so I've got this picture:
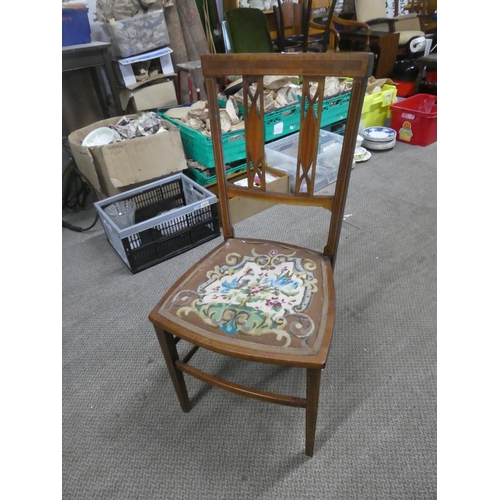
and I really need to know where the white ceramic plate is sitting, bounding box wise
[361,126,396,142]
[82,127,120,147]
[362,138,396,151]
[355,150,372,162]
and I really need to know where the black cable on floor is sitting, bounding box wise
[62,140,100,232]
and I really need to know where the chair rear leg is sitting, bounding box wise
[154,326,191,412]
[305,368,322,456]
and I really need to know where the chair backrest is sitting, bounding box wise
[274,0,321,53]
[202,52,373,266]
[224,8,275,53]
[273,0,303,52]
[354,0,423,41]
[354,0,387,22]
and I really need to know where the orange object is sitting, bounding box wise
[392,79,415,97]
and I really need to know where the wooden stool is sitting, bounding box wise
[176,60,202,104]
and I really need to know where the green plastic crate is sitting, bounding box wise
[184,164,247,187]
[315,91,351,128]
[157,106,247,168]
[218,97,300,139]
[219,91,351,141]
[159,92,350,168]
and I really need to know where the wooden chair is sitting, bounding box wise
[148,51,374,457]
[308,0,372,53]
[273,0,325,53]
[353,0,428,56]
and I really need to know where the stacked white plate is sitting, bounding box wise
[361,126,397,151]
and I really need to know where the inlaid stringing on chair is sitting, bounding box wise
[149,52,373,457]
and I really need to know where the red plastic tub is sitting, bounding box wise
[390,93,437,146]
[392,79,415,97]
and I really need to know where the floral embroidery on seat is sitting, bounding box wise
[171,248,318,347]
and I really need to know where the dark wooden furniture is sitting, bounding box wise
[337,29,400,78]
[309,1,372,53]
[311,9,394,76]
[62,41,122,117]
[149,51,373,457]
[273,0,323,52]
[353,0,426,59]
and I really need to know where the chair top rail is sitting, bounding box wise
[201,52,373,79]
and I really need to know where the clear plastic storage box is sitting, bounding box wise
[264,130,344,193]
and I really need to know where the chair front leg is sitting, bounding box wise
[154,326,191,413]
[305,368,322,457]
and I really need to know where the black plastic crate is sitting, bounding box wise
[94,174,220,273]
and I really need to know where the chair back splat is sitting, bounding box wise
[203,52,373,265]
[149,51,373,457]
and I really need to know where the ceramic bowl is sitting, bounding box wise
[82,127,120,147]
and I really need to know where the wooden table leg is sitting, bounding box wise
[101,48,123,114]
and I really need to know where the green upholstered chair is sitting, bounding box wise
[224,8,276,53]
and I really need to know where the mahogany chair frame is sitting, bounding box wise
[308,1,372,53]
[273,0,324,53]
[149,52,373,457]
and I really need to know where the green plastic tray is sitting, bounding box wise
[184,164,247,187]
[157,106,247,168]
[219,91,351,141]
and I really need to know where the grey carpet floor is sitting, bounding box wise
[62,140,437,499]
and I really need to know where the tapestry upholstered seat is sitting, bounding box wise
[155,239,332,359]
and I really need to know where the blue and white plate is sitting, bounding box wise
[361,126,396,142]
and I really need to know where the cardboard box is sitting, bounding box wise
[114,47,174,87]
[68,115,187,199]
[209,167,290,224]
[120,77,177,113]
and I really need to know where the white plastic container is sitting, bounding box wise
[264,129,344,193]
